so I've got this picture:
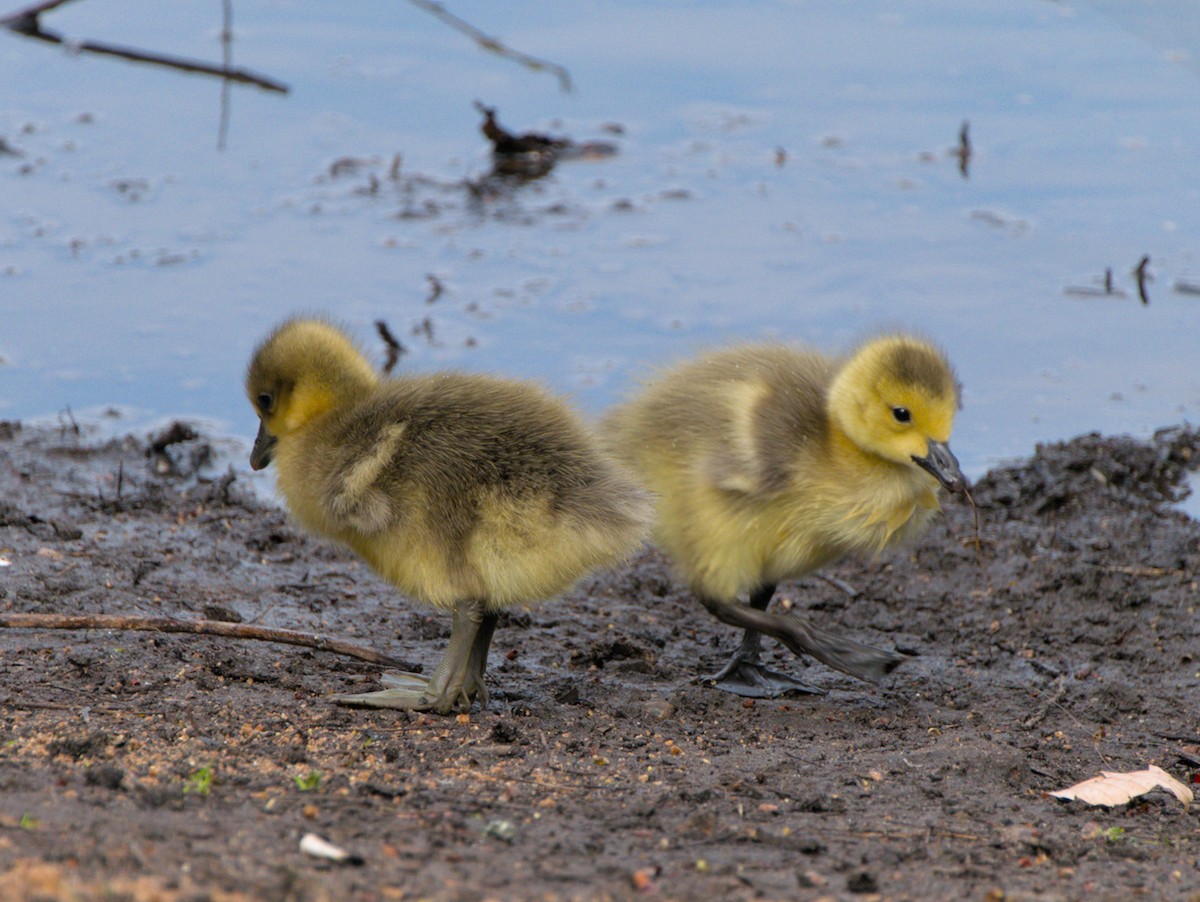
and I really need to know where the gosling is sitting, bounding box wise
[246,318,650,714]
[603,335,965,697]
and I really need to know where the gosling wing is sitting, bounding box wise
[703,350,833,500]
[319,419,411,536]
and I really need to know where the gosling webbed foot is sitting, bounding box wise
[697,587,908,685]
[706,654,825,698]
[334,601,498,716]
[379,671,430,689]
[705,627,825,697]
[335,683,436,710]
[334,669,478,714]
[335,670,452,710]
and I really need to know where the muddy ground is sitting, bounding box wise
[0,419,1198,902]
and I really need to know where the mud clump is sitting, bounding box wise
[0,422,1198,900]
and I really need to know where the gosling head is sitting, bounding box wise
[245,318,379,471]
[827,335,965,493]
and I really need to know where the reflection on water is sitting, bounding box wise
[2,0,1198,478]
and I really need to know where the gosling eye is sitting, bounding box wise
[257,392,274,415]
[891,406,912,424]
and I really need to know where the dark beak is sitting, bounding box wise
[249,420,277,471]
[913,439,965,494]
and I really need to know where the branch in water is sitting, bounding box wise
[406,0,573,92]
[2,1,288,93]
[374,319,406,375]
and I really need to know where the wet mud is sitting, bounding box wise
[1,421,1198,901]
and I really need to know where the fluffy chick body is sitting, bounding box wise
[272,374,645,610]
[604,336,962,692]
[247,318,649,711]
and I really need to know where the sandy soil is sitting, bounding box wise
[1,419,1198,901]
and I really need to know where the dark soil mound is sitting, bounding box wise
[1,421,1197,900]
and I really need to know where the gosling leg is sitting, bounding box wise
[335,599,492,714]
[461,609,499,709]
[697,590,905,685]
[706,584,825,697]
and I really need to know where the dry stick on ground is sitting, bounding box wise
[0,613,410,669]
[1,0,288,93]
[405,0,572,92]
[1019,676,1068,730]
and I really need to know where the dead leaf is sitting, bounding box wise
[1050,765,1192,810]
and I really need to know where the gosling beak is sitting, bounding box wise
[249,420,277,471]
[912,440,965,494]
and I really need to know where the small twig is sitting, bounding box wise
[1133,255,1151,305]
[962,483,983,567]
[0,613,408,668]
[1064,266,1130,299]
[58,404,79,438]
[1099,563,1185,578]
[405,0,572,92]
[413,317,436,344]
[217,0,233,151]
[1153,731,1200,743]
[856,828,982,843]
[466,764,605,793]
[425,274,444,304]
[374,319,405,375]
[955,120,972,179]
[0,699,130,715]
[1020,677,1068,730]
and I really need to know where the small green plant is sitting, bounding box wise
[18,812,38,830]
[293,770,321,792]
[1102,826,1126,843]
[183,766,214,796]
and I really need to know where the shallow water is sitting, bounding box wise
[2,0,1198,477]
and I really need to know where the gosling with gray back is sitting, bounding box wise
[246,318,651,714]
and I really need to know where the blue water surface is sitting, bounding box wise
[2,0,1198,478]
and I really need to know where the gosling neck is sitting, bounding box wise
[284,362,378,434]
[825,418,904,479]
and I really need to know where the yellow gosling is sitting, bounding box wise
[602,335,964,697]
[246,318,651,714]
